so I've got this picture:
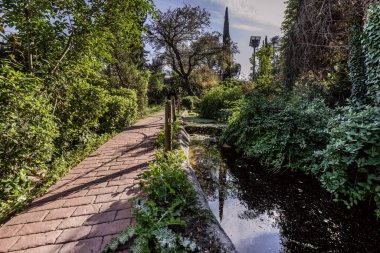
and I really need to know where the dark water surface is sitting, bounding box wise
[189,134,380,253]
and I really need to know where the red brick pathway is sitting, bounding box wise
[0,113,164,253]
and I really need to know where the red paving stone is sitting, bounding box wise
[0,114,163,253]
[17,220,62,236]
[0,225,23,239]
[87,219,130,238]
[57,216,90,230]
[24,244,63,253]
[72,204,102,217]
[44,207,76,221]
[9,231,63,251]
[59,237,102,253]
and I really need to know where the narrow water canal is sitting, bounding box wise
[189,133,380,253]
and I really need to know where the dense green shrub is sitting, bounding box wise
[0,64,58,205]
[181,96,199,111]
[109,64,150,114]
[313,106,380,216]
[220,79,251,88]
[99,89,138,133]
[125,66,150,113]
[182,96,193,111]
[198,86,243,121]
[223,94,332,171]
[255,44,274,87]
[148,73,166,105]
[58,81,108,149]
[134,70,150,114]
[141,150,196,208]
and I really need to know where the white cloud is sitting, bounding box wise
[202,0,285,28]
[232,23,263,32]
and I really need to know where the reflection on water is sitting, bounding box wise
[209,197,282,253]
[189,134,380,253]
[189,134,283,253]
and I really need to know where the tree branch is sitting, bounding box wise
[49,35,73,75]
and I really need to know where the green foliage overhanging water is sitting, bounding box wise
[220,3,380,217]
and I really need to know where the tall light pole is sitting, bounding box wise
[249,36,261,81]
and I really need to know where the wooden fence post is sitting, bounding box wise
[164,100,172,152]
[171,96,176,122]
[177,94,181,115]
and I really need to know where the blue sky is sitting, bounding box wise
[149,0,286,78]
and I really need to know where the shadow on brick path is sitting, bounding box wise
[0,113,163,253]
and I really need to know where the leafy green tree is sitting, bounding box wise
[250,41,276,93]
[0,0,154,75]
[146,58,166,104]
[147,5,224,95]
[256,43,274,84]
[0,0,155,218]
[189,67,220,95]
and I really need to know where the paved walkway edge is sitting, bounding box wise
[0,113,164,253]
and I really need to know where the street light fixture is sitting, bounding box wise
[250,36,261,48]
[249,36,261,81]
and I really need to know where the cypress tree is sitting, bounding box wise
[223,7,231,44]
[223,7,232,80]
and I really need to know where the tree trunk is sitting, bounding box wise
[184,76,193,95]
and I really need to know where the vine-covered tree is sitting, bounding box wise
[279,0,374,105]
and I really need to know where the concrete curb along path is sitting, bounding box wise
[177,120,237,253]
[0,113,164,253]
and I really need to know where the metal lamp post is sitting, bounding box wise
[249,36,261,81]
